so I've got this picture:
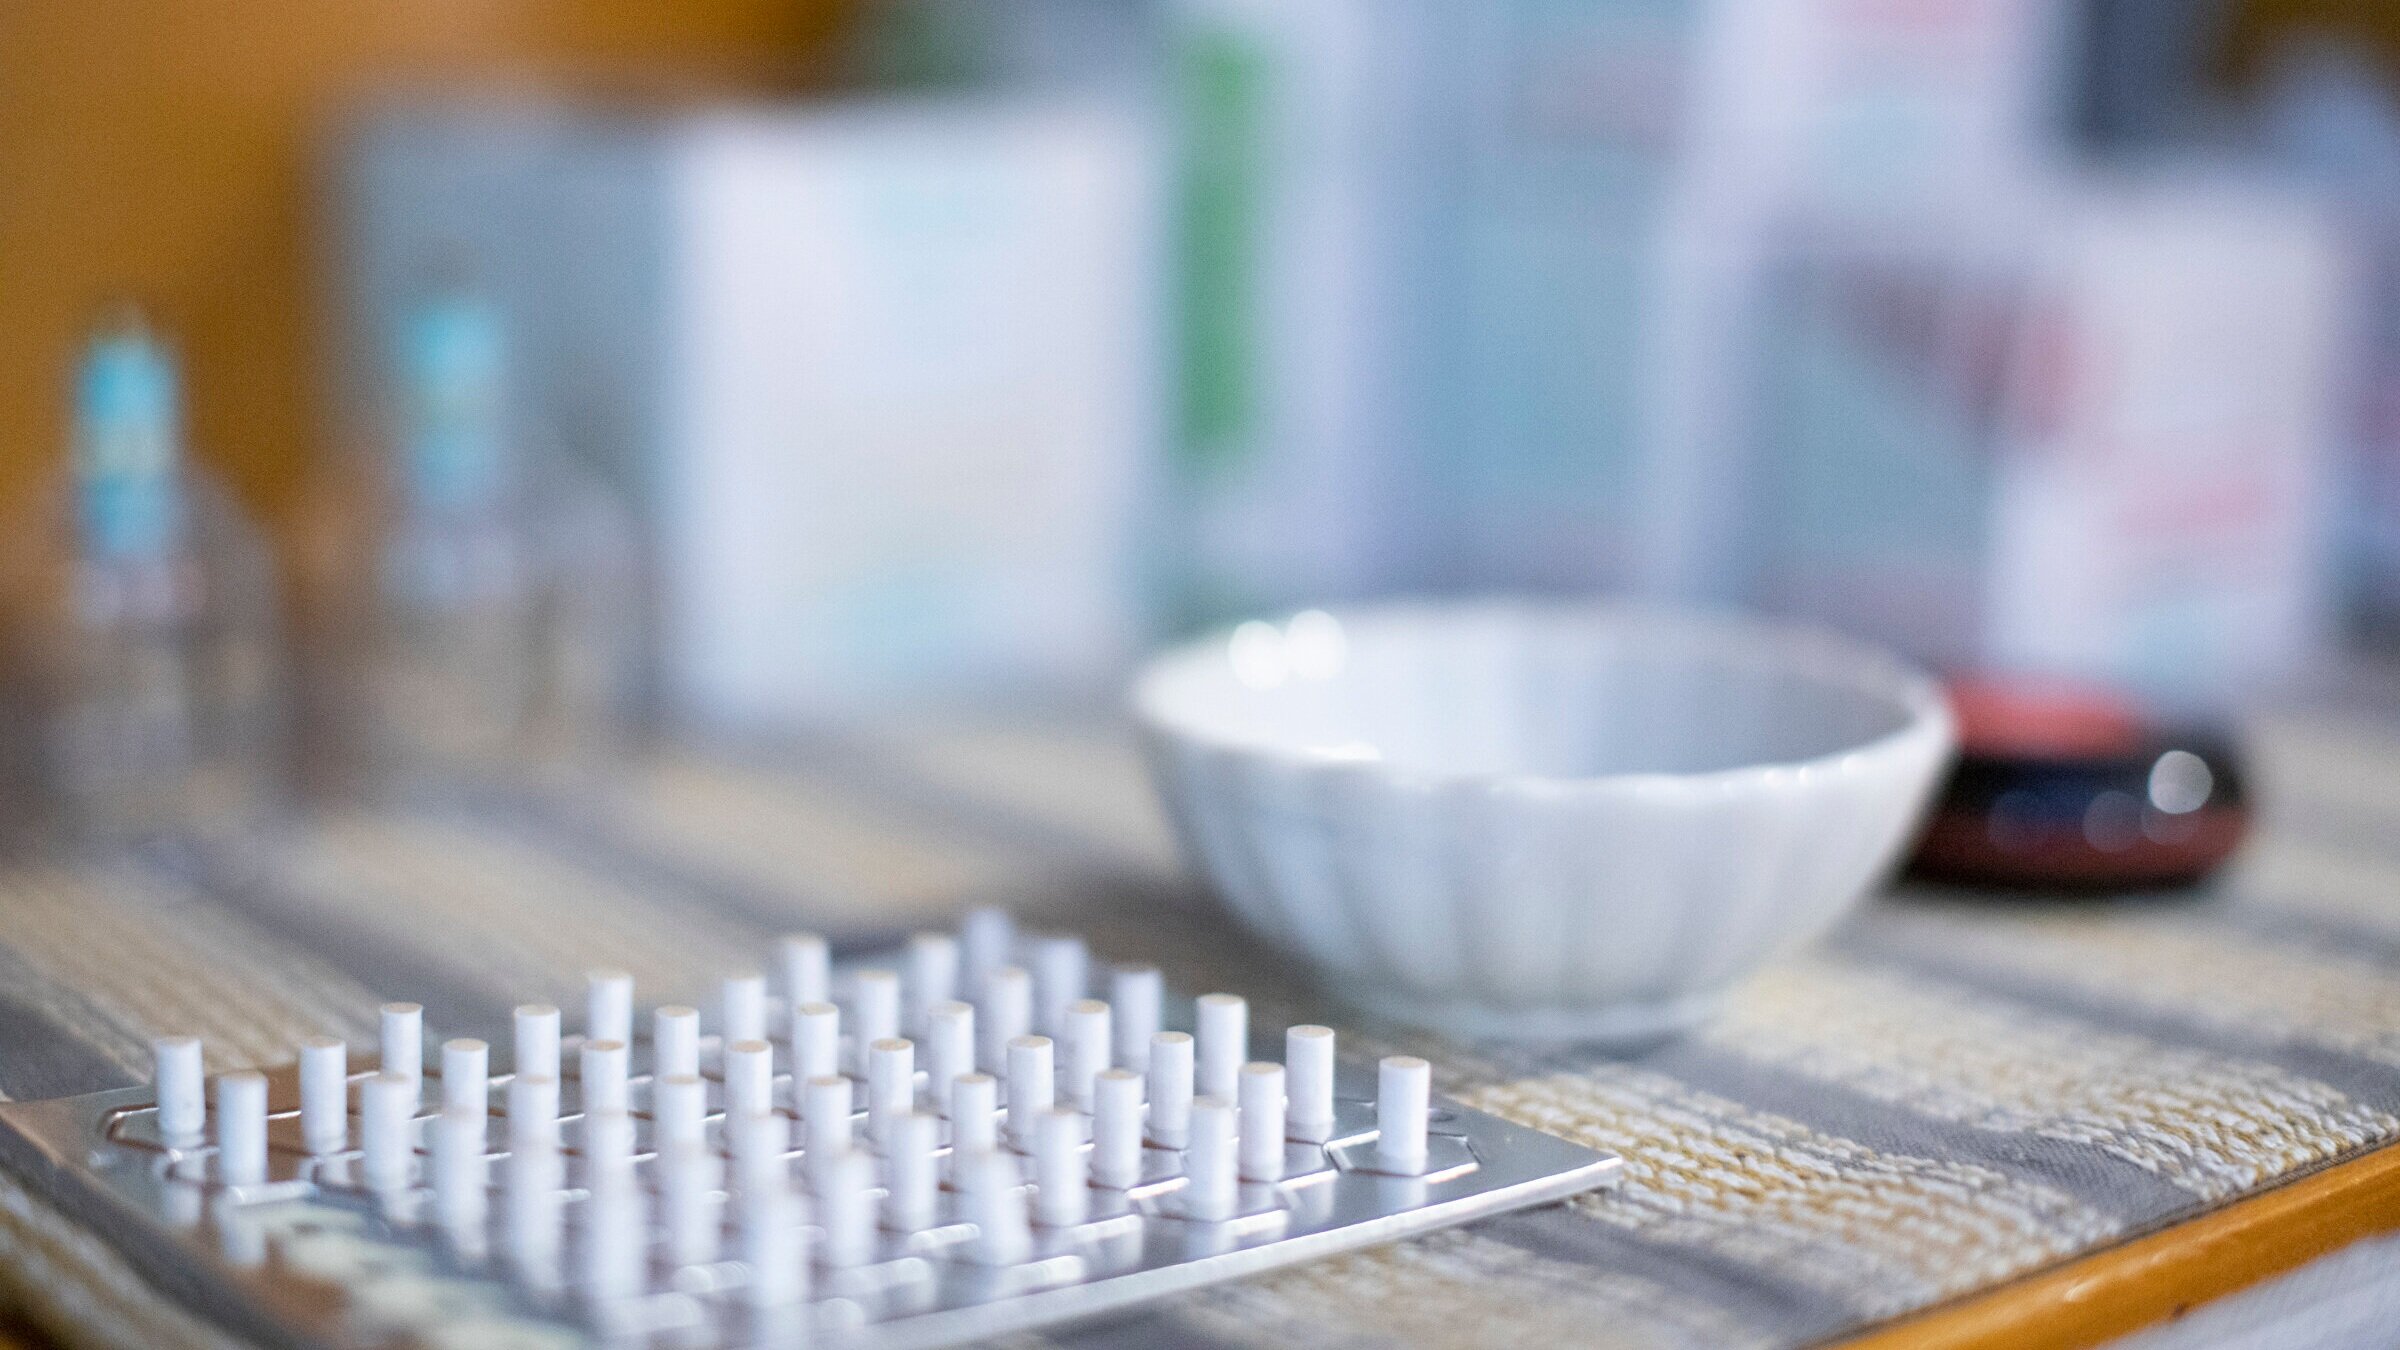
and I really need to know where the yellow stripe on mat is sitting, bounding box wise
[1461,1069,2112,1319]
[1703,958,2397,1200]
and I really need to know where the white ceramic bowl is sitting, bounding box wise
[1133,600,1956,1043]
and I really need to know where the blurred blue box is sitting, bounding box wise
[336,91,1162,726]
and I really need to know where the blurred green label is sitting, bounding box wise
[1175,24,1267,477]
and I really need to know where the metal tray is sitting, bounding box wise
[0,1000,1618,1348]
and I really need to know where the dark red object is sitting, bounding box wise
[1908,676,2250,890]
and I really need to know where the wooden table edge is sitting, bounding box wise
[1831,1140,2400,1350]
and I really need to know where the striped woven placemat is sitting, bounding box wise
[2,707,2398,1349]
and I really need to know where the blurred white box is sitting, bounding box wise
[662,104,1157,721]
[1982,175,2348,700]
[1641,0,2073,598]
[1756,171,2352,708]
[340,94,1159,726]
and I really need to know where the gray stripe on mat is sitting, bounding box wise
[1833,925,2400,1116]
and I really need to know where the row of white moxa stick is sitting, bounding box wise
[143,911,1440,1198]
[575,923,1166,1075]
[151,1013,1433,1195]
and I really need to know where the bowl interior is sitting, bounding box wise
[1138,604,1936,779]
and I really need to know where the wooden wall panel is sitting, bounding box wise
[0,0,847,525]
[2227,0,2400,79]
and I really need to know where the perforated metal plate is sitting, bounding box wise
[0,998,1618,1348]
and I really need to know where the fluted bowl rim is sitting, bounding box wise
[1130,598,1953,795]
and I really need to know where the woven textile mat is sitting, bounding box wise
[2,710,2398,1349]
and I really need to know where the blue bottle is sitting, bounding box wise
[339,283,642,797]
[0,313,284,852]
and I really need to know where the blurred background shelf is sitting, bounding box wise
[7,0,2396,525]
[14,2,2400,1346]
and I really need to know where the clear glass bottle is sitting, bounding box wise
[0,312,283,854]
[313,281,642,800]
